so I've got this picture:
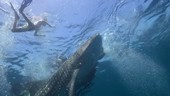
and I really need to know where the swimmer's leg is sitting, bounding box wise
[19,1,35,30]
[19,0,32,13]
[23,0,32,6]
[20,12,35,30]
[10,2,20,32]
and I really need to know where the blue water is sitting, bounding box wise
[0,0,170,96]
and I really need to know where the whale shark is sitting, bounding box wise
[22,34,104,96]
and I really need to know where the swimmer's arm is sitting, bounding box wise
[44,21,54,28]
[34,30,38,36]
[34,30,45,36]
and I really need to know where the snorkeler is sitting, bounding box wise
[10,0,52,36]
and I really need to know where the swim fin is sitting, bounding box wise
[19,0,32,13]
[22,0,32,7]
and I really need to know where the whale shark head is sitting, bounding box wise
[72,34,105,69]
[71,34,105,92]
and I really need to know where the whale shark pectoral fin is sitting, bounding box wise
[69,69,80,96]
